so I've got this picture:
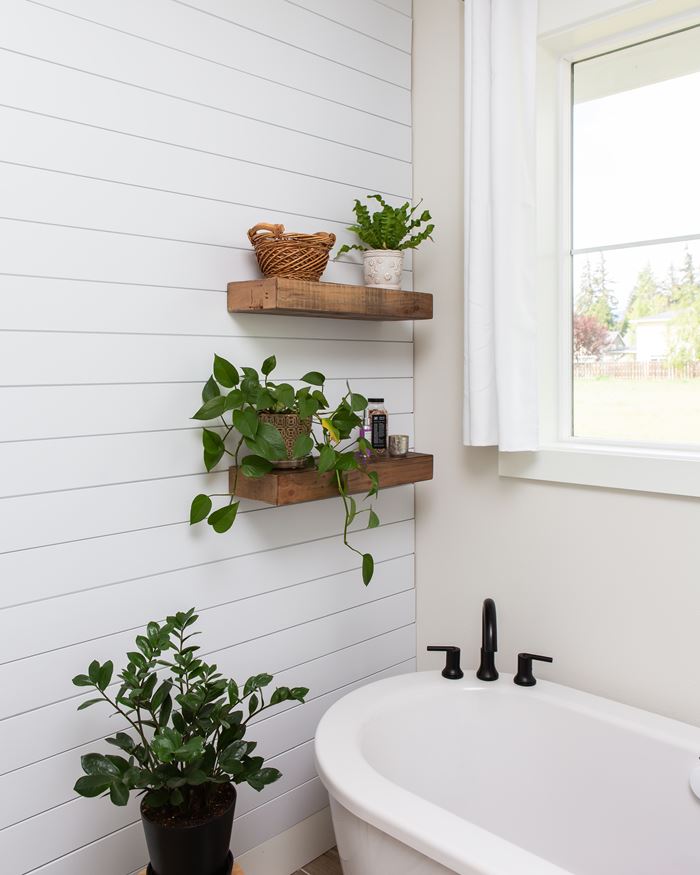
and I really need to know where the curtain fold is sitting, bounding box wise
[463,0,539,452]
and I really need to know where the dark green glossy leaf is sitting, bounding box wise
[192,396,227,421]
[362,553,374,586]
[368,509,380,529]
[245,422,286,461]
[72,674,93,688]
[317,444,337,474]
[202,429,224,455]
[224,389,243,411]
[300,371,325,386]
[77,698,104,711]
[207,502,239,534]
[246,767,282,792]
[240,455,273,478]
[110,781,129,806]
[190,493,212,525]
[261,355,276,376]
[350,393,368,412]
[213,355,239,388]
[98,661,113,691]
[291,433,313,459]
[232,408,259,439]
[82,753,120,778]
[74,775,112,798]
[202,376,220,402]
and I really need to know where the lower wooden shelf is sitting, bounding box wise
[228,452,433,506]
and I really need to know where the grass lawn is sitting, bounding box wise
[574,378,700,444]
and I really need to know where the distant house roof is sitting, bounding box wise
[629,311,675,325]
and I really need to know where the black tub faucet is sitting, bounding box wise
[476,598,499,681]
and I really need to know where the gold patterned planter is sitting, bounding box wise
[259,411,312,469]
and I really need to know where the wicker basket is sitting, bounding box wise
[248,223,335,281]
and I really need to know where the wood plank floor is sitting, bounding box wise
[294,846,342,875]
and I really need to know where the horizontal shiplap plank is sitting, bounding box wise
[288,0,412,53]
[168,0,411,88]
[0,107,411,228]
[0,276,412,341]
[375,0,412,15]
[0,530,414,663]
[0,626,416,828]
[0,413,414,498]
[0,164,412,265]
[25,0,411,123]
[0,50,411,196]
[0,483,413,603]
[6,660,414,875]
[5,0,410,160]
[0,327,413,386]
[0,378,414,441]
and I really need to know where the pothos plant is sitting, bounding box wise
[189,356,381,585]
[337,193,435,255]
[73,609,308,815]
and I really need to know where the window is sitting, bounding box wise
[499,7,700,498]
[571,26,700,447]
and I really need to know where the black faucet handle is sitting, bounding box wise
[427,645,464,680]
[514,652,553,687]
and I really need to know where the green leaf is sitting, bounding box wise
[350,393,368,412]
[74,775,112,798]
[297,395,319,419]
[207,502,239,534]
[274,383,295,410]
[106,733,136,754]
[98,661,113,691]
[77,698,104,711]
[367,470,380,498]
[170,788,184,807]
[241,367,259,380]
[72,674,93,688]
[204,445,225,472]
[82,753,120,778]
[254,673,273,687]
[110,781,129,806]
[270,687,290,705]
[290,687,309,702]
[88,660,101,684]
[362,553,374,586]
[291,433,313,459]
[228,680,240,704]
[202,429,224,455]
[151,680,172,712]
[248,693,259,715]
[232,408,259,439]
[346,496,357,525]
[368,509,380,529]
[159,694,173,728]
[224,389,243,411]
[317,444,337,474]
[300,371,325,386]
[173,737,205,763]
[219,740,248,773]
[245,421,287,461]
[202,376,220,402]
[240,455,273,478]
[213,355,239,388]
[192,396,226,421]
[247,767,282,792]
[261,355,277,377]
[190,493,212,525]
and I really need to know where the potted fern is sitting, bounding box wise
[337,193,435,290]
[72,609,308,875]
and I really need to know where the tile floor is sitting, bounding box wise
[294,846,342,875]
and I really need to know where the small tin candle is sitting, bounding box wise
[388,434,409,458]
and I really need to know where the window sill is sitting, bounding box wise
[498,442,700,498]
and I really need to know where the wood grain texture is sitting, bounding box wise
[229,453,433,505]
[228,278,433,321]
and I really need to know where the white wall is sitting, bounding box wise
[0,1,415,873]
[414,0,700,728]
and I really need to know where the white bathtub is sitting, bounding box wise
[314,671,700,875]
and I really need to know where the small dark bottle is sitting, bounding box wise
[367,398,388,456]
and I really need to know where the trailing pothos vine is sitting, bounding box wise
[189,355,380,585]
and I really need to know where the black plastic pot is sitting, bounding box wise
[141,786,236,875]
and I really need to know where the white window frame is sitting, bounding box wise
[500,3,700,499]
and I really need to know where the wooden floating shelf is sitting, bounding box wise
[227,277,433,321]
[228,452,433,507]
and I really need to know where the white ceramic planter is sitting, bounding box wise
[362,249,404,290]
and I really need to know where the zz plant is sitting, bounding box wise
[73,609,308,813]
[337,193,435,255]
[190,356,381,585]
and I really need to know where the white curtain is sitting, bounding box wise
[463,0,539,452]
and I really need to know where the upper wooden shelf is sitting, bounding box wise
[227,277,433,321]
[229,452,433,506]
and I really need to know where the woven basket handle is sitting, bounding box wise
[248,223,285,244]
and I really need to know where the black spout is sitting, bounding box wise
[476,598,499,681]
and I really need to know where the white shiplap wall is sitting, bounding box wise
[0,1,415,872]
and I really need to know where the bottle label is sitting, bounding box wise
[371,414,387,450]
